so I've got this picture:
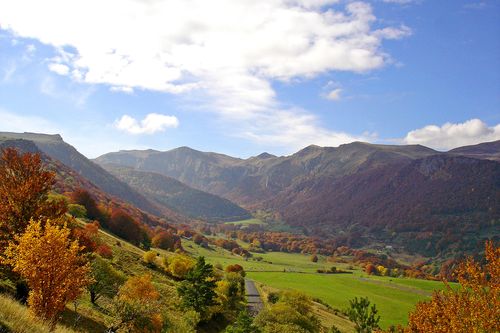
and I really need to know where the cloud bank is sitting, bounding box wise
[0,0,410,148]
[404,119,500,150]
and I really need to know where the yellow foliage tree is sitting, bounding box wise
[379,241,499,333]
[167,255,195,279]
[377,265,388,276]
[2,219,92,326]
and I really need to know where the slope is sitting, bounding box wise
[0,132,165,217]
[101,164,251,222]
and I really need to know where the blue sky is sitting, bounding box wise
[0,0,499,158]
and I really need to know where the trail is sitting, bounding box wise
[245,279,264,316]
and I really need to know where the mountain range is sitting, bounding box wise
[96,140,500,257]
[0,132,249,224]
[1,131,498,257]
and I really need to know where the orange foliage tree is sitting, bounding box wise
[0,148,66,245]
[111,274,163,332]
[2,219,93,326]
[381,241,499,333]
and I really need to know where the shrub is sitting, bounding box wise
[110,274,162,332]
[267,292,280,304]
[67,203,87,218]
[96,244,113,259]
[226,264,245,276]
[143,251,157,266]
[167,255,195,279]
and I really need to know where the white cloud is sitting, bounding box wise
[0,0,410,148]
[325,88,343,101]
[110,86,134,94]
[403,119,500,150]
[25,43,36,54]
[374,25,412,40]
[48,63,69,75]
[236,108,374,150]
[115,113,179,135]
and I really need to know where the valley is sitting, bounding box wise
[0,132,497,332]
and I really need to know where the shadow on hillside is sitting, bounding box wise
[60,307,108,332]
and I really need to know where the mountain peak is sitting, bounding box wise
[255,152,276,159]
[0,132,63,143]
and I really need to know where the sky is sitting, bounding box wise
[0,0,499,158]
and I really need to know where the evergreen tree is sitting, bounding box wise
[225,310,260,333]
[177,256,217,318]
[346,297,380,333]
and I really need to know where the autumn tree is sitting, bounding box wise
[254,290,320,333]
[72,221,100,252]
[177,256,217,319]
[69,188,102,221]
[226,264,245,277]
[0,148,66,245]
[214,272,246,320]
[401,241,500,333]
[347,297,380,333]
[88,255,125,304]
[152,230,181,251]
[165,254,195,279]
[108,209,150,247]
[110,274,163,332]
[2,219,92,326]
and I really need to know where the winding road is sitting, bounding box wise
[245,279,264,316]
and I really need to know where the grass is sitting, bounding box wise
[255,281,356,333]
[0,294,77,333]
[224,218,267,226]
[180,238,452,329]
[247,272,449,328]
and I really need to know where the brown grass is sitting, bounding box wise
[0,294,77,333]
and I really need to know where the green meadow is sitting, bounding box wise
[181,238,451,329]
[224,218,267,226]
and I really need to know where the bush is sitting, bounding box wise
[67,204,87,218]
[267,292,280,304]
[96,244,113,259]
[226,264,245,276]
[167,255,195,279]
[143,251,157,266]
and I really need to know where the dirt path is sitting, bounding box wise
[245,279,264,316]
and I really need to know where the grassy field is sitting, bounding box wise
[224,218,267,226]
[181,238,450,329]
[247,272,446,328]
